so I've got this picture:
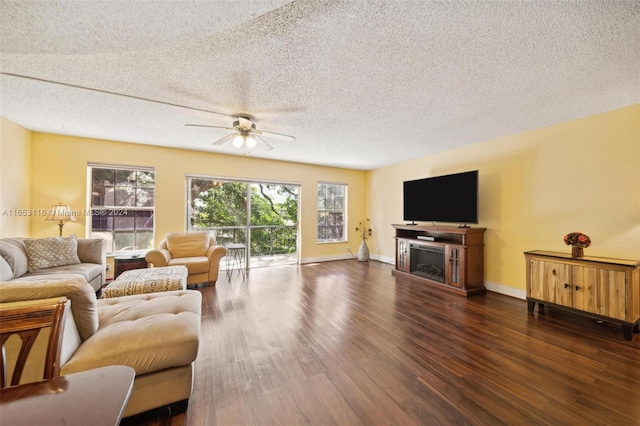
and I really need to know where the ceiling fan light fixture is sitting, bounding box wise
[245,136,257,149]
[232,135,245,148]
[186,116,295,152]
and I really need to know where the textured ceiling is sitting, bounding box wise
[1,0,639,170]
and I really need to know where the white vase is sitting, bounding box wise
[357,239,370,261]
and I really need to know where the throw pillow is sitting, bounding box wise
[25,235,81,272]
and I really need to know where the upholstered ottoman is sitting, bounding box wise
[102,265,188,298]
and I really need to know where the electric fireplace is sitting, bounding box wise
[409,244,445,283]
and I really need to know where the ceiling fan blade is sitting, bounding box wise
[255,130,296,142]
[212,133,237,146]
[254,135,273,151]
[186,124,235,131]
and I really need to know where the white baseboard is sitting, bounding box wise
[300,254,353,264]
[484,280,526,300]
[371,253,395,264]
[300,253,396,265]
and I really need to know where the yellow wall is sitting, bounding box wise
[27,134,366,260]
[0,117,32,237]
[368,104,640,293]
[3,104,639,293]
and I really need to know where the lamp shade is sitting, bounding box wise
[45,203,76,236]
[45,204,77,223]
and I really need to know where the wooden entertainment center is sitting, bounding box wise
[392,224,486,297]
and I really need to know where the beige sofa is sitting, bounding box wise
[146,231,226,286]
[0,236,106,292]
[0,276,201,418]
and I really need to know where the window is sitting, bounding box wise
[317,182,346,242]
[89,165,155,253]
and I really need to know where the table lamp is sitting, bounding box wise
[45,203,77,236]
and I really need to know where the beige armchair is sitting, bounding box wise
[145,231,226,286]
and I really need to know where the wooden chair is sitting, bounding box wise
[0,297,69,388]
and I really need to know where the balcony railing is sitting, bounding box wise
[193,225,297,257]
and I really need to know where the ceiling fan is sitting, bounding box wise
[186,117,295,151]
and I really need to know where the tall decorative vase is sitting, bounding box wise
[571,245,584,258]
[358,239,370,261]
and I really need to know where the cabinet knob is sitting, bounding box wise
[552,269,556,275]
[564,283,569,288]
[575,285,580,291]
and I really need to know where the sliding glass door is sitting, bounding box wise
[187,177,299,269]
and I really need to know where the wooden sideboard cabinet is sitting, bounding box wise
[392,224,486,297]
[524,250,640,340]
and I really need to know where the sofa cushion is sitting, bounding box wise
[61,290,201,376]
[165,231,209,258]
[25,235,81,272]
[0,238,28,279]
[168,256,209,274]
[23,263,103,286]
[77,238,104,264]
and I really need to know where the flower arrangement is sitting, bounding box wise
[356,219,372,241]
[563,232,591,248]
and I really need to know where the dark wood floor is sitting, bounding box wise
[131,260,640,425]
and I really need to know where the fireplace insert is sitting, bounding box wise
[409,244,445,283]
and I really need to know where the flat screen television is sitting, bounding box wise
[403,170,478,225]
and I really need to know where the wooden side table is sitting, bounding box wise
[114,255,148,279]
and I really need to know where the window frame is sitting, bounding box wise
[317,181,347,243]
[87,163,155,255]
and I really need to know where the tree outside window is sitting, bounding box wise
[188,178,298,256]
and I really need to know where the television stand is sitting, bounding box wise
[392,224,486,297]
